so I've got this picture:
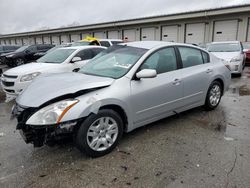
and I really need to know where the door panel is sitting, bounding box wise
[162,25,178,42]
[185,23,205,45]
[123,29,136,41]
[141,27,156,41]
[213,20,238,41]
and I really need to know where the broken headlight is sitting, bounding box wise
[26,99,79,125]
[20,72,41,82]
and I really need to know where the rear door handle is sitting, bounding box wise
[206,69,213,73]
[172,78,181,85]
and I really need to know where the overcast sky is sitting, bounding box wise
[0,0,250,34]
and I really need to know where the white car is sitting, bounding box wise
[1,46,106,101]
[207,41,246,76]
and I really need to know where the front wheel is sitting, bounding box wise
[204,81,222,111]
[75,109,123,157]
[15,58,25,66]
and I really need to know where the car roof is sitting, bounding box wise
[59,46,105,50]
[120,41,203,50]
[210,41,240,44]
[99,39,123,42]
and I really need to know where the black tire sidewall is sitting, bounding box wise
[205,81,222,110]
[15,58,25,66]
[75,109,123,157]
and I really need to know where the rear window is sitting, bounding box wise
[100,41,111,47]
[208,43,241,52]
[202,51,210,63]
[179,47,204,68]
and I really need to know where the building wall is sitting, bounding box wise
[1,8,250,46]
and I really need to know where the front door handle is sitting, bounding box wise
[206,69,213,73]
[172,78,181,85]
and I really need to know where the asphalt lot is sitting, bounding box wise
[0,66,250,188]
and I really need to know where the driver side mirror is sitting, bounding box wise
[71,57,82,63]
[136,69,157,79]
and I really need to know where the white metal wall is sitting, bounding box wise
[70,34,80,42]
[108,31,119,39]
[141,27,156,41]
[213,20,238,41]
[123,29,137,41]
[161,25,178,42]
[185,23,205,44]
[60,35,70,44]
[51,36,60,45]
[94,31,106,39]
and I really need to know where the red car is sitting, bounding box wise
[243,43,250,66]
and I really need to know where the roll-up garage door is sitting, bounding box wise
[162,25,178,42]
[108,31,119,39]
[22,38,29,45]
[28,38,35,44]
[51,36,60,45]
[70,34,80,42]
[81,33,92,39]
[247,19,250,41]
[11,39,16,45]
[43,36,50,44]
[60,35,70,44]
[185,23,205,45]
[123,29,136,41]
[213,20,238,42]
[94,32,106,39]
[16,38,22,45]
[141,27,156,41]
[36,37,43,44]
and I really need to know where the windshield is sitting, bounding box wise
[207,43,241,52]
[37,48,76,64]
[15,46,29,52]
[79,46,147,79]
[243,43,250,49]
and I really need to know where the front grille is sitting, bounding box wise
[2,80,14,87]
[3,74,18,79]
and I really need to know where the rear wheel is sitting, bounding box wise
[75,109,123,157]
[204,81,222,111]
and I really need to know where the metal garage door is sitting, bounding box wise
[94,32,106,39]
[213,20,238,41]
[28,38,35,44]
[60,35,70,44]
[16,38,22,45]
[70,34,80,42]
[185,23,205,45]
[36,37,43,44]
[108,31,119,39]
[141,27,156,41]
[22,38,29,45]
[43,36,51,44]
[123,29,136,41]
[247,19,250,41]
[162,25,178,42]
[51,36,60,45]
[11,39,16,45]
[81,33,92,39]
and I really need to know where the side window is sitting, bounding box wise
[91,48,105,56]
[75,49,93,60]
[28,46,37,53]
[179,47,203,68]
[202,51,210,63]
[140,47,177,74]
[100,41,111,47]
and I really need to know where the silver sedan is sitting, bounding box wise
[13,41,231,157]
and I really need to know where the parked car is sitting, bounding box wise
[0,45,20,64]
[12,41,231,157]
[243,42,250,66]
[33,43,72,59]
[0,44,54,67]
[207,41,246,76]
[1,46,106,101]
[72,37,123,47]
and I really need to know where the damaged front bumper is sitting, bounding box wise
[12,103,82,147]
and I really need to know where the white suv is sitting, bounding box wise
[1,46,105,101]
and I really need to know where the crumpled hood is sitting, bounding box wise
[16,72,114,107]
[4,63,62,76]
[210,52,240,61]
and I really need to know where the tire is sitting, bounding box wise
[75,109,123,157]
[14,58,25,66]
[204,81,222,111]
